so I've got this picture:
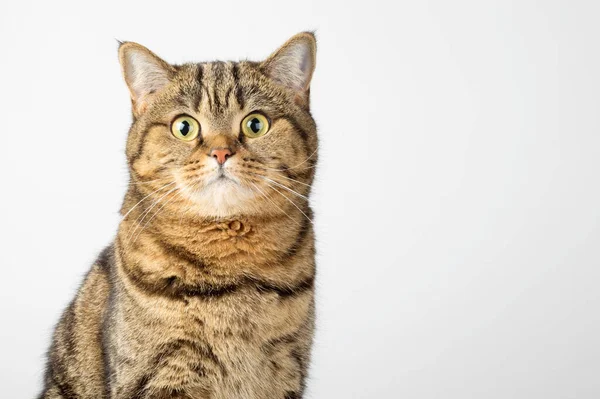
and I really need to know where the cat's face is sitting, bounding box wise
[119,33,317,219]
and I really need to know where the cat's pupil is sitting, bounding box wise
[248,118,262,133]
[179,121,191,136]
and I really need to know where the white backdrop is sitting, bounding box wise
[1,1,599,398]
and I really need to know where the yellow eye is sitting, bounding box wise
[171,115,200,141]
[241,113,270,138]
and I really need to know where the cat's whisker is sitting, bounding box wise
[121,181,177,221]
[250,182,302,227]
[257,163,318,174]
[126,186,179,245]
[263,182,313,225]
[255,176,309,201]
[284,163,318,172]
[260,146,319,172]
[248,171,311,188]
[273,173,312,187]
[286,146,319,170]
[124,177,174,187]
[132,188,184,244]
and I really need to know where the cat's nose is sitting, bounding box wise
[210,147,234,165]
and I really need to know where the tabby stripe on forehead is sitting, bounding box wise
[212,87,221,113]
[175,86,189,108]
[224,86,232,109]
[231,63,245,109]
[194,64,204,111]
[204,84,214,112]
[212,62,225,113]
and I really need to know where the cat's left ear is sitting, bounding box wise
[261,32,317,104]
[118,42,175,116]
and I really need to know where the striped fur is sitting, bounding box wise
[40,33,318,399]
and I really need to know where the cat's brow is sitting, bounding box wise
[193,63,204,111]
[231,63,245,109]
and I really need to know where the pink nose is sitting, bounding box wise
[210,148,233,165]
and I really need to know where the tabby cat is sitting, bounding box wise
[39,32,318,399]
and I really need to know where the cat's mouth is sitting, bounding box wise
[206,168,239,186]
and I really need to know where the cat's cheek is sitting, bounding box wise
[133,158,153,178]
[133,156,162,178]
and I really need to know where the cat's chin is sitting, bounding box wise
[185,179,260,218]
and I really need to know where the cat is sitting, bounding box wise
[39,32,318,399]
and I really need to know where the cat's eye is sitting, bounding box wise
[241,113,270,138]
[171,115,200,141]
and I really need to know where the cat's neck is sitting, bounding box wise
[113,205,313,302]
[117,205,308,267]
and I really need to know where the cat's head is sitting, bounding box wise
[119,33,317,220]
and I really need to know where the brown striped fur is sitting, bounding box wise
[40,33,318,399]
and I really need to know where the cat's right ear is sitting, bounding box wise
[118,42,174,116]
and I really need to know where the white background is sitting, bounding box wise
[1,1,599,398]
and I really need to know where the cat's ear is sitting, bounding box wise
[118,42,174,116]
[261,32,316,99]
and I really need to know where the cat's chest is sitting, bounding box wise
[182,287,303,341]
[117,282,309,346]
[112,290,307,398]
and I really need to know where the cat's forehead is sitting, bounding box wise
[167,61,284,120]
[197,61,237,85]
[176,61,253,88]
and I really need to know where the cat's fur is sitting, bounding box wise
[39,33,318,399]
